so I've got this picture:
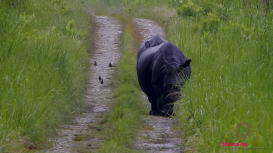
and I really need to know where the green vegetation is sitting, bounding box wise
[98,21,147,153]
[0,0,92,151]
[168,1,273,152]
[108,0,272,152]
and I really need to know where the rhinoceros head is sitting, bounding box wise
[162,59,191,95]
[156,59,191,115]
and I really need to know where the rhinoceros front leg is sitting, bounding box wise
[162,104,176,117]
[148,96,162,116]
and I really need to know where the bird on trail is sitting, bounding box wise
[99,76,102,80]
[94,61,97,66]
[109,62,112,67]
[101,79,103,84]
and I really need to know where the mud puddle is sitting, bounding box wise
[133,18,183,153]
[44,16,122,153]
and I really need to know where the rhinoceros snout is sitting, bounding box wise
[166,91,181,102]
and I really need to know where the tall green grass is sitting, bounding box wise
[168,1,272,152]
[170,18,272,153]
[114,0,272,152]
[0,0,92,151]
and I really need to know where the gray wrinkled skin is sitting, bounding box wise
[137,35,191,116]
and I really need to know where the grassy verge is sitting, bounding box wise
[168,10,273,153]
[0,0,93,151]
[97,19,147,153]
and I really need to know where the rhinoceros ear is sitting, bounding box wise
[145,41,150,48]
[180,59,191,68]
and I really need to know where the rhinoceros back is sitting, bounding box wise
[137,42,166,69]
[137,35,168,60]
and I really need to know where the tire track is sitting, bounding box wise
[45,16,122,153]
[133,18,183,153]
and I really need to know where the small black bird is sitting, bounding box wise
[109,62,112,67]
[94,61,97,66]
[101,79,103,84]
[99,76,101,80]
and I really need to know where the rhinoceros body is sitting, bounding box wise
[137,35,191,116]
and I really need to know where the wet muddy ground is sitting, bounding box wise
[44,16,122,153]
[133,18,183,153]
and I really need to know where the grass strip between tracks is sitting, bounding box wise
[93,20,147,153]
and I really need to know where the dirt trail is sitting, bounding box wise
[45,16,122,153]
[133,18,183,153]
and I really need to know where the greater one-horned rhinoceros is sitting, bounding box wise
[137,35,191,117]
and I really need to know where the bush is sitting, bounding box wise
[201,12,220,33]
[177,1,203,17]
